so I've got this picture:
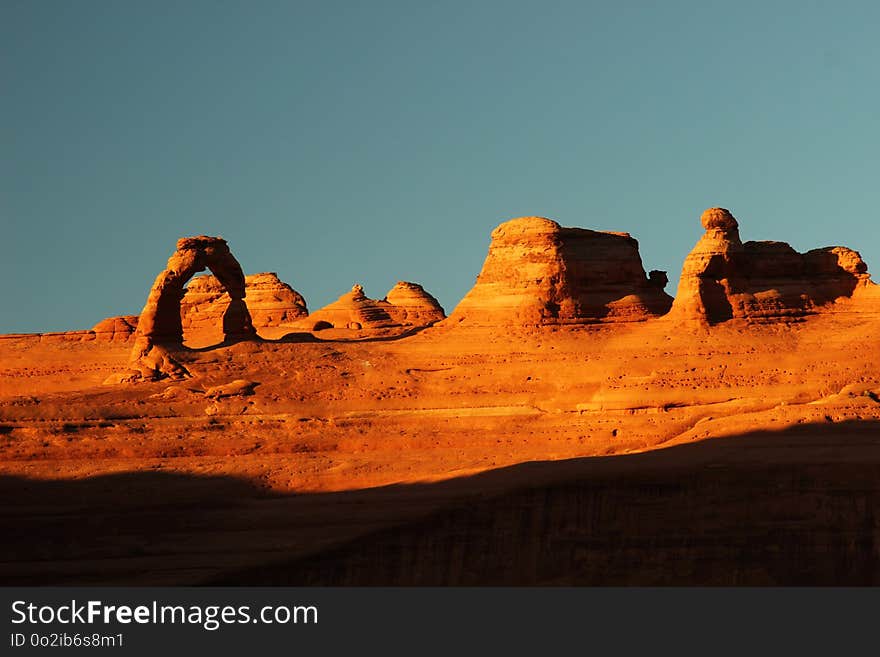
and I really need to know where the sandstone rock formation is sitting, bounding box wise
[19,316,140,345]
[241,273,308,327]
[89,274,306,347]
[7,202,880,588]
[671,208,874,323]
[292,282,445,332]
[91,315,139,342]
[383,281,445,327]
[129,236,256,379]
[448,216,673,325]
[295,284,395,331]
[181,272,307,337]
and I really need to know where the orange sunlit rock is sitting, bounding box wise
[671,207,873,323]
[1,208,879,584]
[448,216,673,325]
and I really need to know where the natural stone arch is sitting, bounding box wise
[129,236,256,379]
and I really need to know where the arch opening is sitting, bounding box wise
[128,236,256,380]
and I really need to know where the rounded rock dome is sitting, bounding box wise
[701,207,738,231]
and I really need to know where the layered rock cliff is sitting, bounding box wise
[671,208,875,323]
[448,216,673,325]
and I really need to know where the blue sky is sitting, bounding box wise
[2,1,878,332]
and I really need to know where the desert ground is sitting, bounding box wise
[2,209,879,585]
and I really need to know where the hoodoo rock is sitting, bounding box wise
[383,282,445,327]
[129,236,256,380]
[181,272,307,342]
[297,284,395,331]
[293,282,445,332]
[448,216,673,325]
[671,207,875,323]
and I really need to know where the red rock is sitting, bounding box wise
[181,272,307,338]
[383,282,445,327]
[294,284,395,331]
[671,208,875,323]
[448,216,672,325]
[90,315,139,342]
[130,236,256,379]
[293,282,444,332]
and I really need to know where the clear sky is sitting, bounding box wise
[2,1,878,333]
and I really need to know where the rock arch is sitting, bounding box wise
[129,236,256,379]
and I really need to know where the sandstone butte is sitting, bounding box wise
[1,207,880,586]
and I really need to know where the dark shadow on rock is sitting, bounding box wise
[0,470,275,585]
[211,419,880,586]
[548,228,673,322]
[277,323,437,344]
[701,277,735,324]
[717,243,865,320]
[275,332,322,343]
[177,323,437,352]
[2,419,880,585]
[339,323,438,343]
[184,335,267,353]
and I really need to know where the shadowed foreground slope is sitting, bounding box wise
[2,420,879,586]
